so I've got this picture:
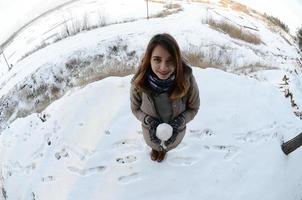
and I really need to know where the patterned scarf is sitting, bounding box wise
[147,70,175,94]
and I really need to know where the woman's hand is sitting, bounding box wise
[144,115,161,144]
[144,115,161,129]
[169,114,185,131]
[165,114,186,146]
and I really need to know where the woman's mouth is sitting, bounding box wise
[158,71,169,76]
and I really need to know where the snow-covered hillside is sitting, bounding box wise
[1,0,302,199]
[0,0,301,131]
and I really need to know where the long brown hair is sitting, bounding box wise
[133,33,190,99]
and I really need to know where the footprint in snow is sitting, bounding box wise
[234,122,279,143]
[30,143,45,159]
[54,148,69,160]
[168,156,199,166]
[112,139,143,151]
[41,175,55,182]
[63,142,95,161]
[118,172,140,184]
[5,162,36,175]
[235,130,278,143]
[203,145,240,160]
[22,132,31,141]
[52,120,62,133]
[44,133,53,146]
[116,155,137,164]
[67,165,106,176]
[189,128,215,139]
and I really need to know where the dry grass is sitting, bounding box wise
[182,44,275,75]
[1,38,138,133]
[148,0,165,3]
[151,3,183,18]
[191,0,210,3]
[19,42,48,61]
[182,45,231,70]
[152,9,179,18]
[230,2,249,13]
[58,13,96,40]
[182,49,209,69]
[298,27,302,50]
[164,3,182,10]
[205,17,261,45]
[219,0,250,14]
[232,63,278,75]
[263,13,289,33]
[19,13,107,62]
[219,0,230,7]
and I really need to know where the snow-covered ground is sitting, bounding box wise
[1,0,302,199]
[1,68,302,200]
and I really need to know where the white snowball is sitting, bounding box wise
[156,123,173,141]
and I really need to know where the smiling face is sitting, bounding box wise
[150,45,175,80]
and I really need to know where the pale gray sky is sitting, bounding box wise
[0,0,301,45]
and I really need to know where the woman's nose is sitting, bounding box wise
[159,62,168,70]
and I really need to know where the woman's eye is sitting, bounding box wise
[153,58,160,63]
[166,60,174,65]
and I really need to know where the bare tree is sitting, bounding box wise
[281,132,302,155]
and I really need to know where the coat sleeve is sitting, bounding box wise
[182,75,200,124]
[130,83,147,123]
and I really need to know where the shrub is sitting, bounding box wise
[219,0,250,14]
[182,45,231,70]
[152,3,183,18]
[232,63,278,75]
[191,0,209,3]
[148,0,165,3]
[164,3,182,10]
[54,12,107,44]
[0,38,138,133]
[297,27,302,50]
[182,48,208,68]
[264,13,289,33]
[204,17,261,45]
[97,12,107,27]
[19,42,48,61]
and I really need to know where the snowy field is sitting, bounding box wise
[0,0,302,199]
[1,68,302,200]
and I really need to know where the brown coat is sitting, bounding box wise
[130,68,200,151]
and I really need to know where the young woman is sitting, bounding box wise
[130,33,200,162]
